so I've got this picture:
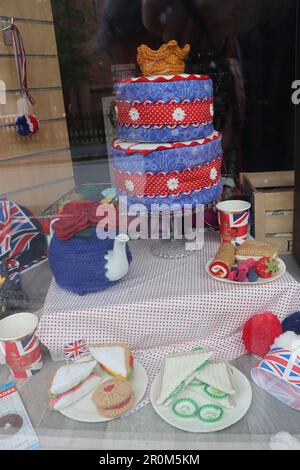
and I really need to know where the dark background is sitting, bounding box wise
[294,0,300,263]
[51,0,297,174]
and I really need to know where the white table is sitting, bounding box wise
[0,250,299,449]
[38,232,300,411]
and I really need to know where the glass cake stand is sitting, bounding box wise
[149,206,204,260]
[150,239,193,259]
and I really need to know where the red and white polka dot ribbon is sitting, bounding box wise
[116,98,214,127]
[114,156,222,198]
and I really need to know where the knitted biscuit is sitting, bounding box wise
[209,244,236,278]
[92,379,134,418]
[236,241,278,260]
[137,40,190,76]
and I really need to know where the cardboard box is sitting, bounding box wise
[240,171,295,254]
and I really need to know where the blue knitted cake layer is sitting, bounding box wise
[116,123,215,143]
[114,74,214,142]
[48,229,132,296]
[119,179,223,211]
[115,75,213,103]
[112,134,222,174]
[111,132,223,210]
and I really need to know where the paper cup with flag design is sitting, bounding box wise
[251,341,300,410]
[216,200,251,247]
[0,312,43,379]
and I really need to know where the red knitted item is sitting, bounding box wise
[242,312,282,357]
[53,201,118,240]
[116,98,213,126]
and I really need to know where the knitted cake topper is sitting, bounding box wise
[137,40,190,76]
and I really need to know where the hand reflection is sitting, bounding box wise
[141,0,290,52]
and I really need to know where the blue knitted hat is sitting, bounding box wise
[48,229,132,295]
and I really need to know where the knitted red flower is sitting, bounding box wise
[53,201,117,240]
[242,312,282,357]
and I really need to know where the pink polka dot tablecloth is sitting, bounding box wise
[38,231,300,412]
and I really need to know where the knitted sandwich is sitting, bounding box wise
[188,360,236,409]
[236,240,278,261]
[156,348,213,406]
[88,343,134,379]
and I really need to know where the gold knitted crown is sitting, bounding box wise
[137,40,190,76]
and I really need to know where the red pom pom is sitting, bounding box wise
[242,312,282,357]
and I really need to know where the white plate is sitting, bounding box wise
[60,360,148,422]
[206,258,286,285]
[150,366,252,433]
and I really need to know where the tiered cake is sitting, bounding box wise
[111,41,223,209]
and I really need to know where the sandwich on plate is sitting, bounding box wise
[88,343,134,379]
[156,348,213,406]
[49,360,101,411]
[235,240,278,261]
[189,360,236,409]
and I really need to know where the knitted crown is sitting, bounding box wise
[137,40,190,76]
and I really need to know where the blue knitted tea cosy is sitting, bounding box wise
[48,228,132,295]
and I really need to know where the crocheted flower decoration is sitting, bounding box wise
[210,167,218,181]
[172,107,186,122]
[167,177,179,191]
[125,180,135,192]
[129,108,140,122]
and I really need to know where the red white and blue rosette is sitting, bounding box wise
[15,114,39,137]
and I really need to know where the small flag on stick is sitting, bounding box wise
[64,339,88,362]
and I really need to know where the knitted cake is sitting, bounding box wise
[112,131,222,209]
[112,40,222,210]
[114,74,214,143]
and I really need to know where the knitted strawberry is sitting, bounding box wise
[256,257,279,278]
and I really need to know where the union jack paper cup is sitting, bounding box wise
[251,344,300,410]
[0,312,43,379]
[216,200,251,247]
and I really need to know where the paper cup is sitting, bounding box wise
[0,312,43,379]
[216,200,251,246]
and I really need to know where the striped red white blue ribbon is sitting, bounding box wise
[10,24,35,107]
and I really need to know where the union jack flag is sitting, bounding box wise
[64,339,88,361]
[0,200,39,264]
[259,347,300,389]
[219,209,250,246]
[4,334,43,379]
[252,347,300,410]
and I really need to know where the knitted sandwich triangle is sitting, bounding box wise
[156,348,213,406]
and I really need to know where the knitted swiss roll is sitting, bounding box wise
[48,229,132,296]
[209,244,236,278]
